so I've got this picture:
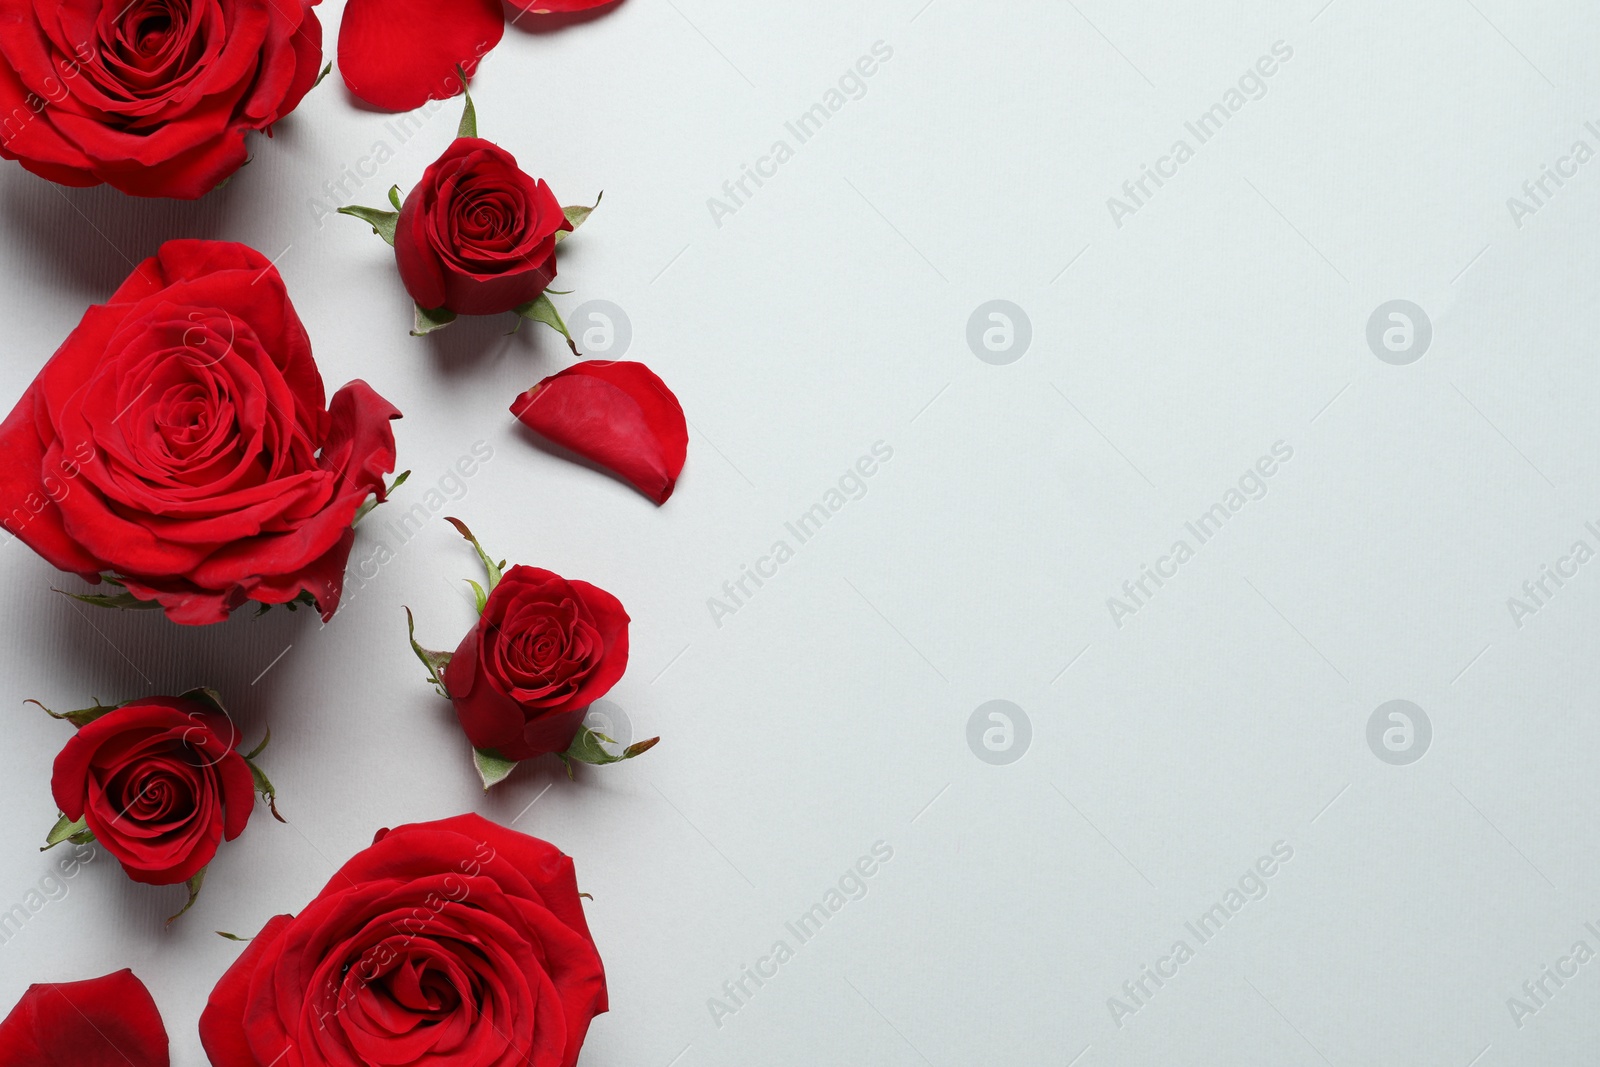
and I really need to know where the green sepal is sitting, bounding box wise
[456,74,477,139]
[314,61,332,88]
[56,587,161,610]
[41,813,91,851]
[215,930,252,942]
[167,868,206,926]
[556,191,602,242]
[246,756,284,823]
[243,727,271,762]
[465,579,488,615]
[443,517,504,594]
[338,204,399,246]
[355,469,411,525]
[412,304,457,336]
[514,293,579,356]
[563,727,660,767]
[27,698,119,729]
[252,591,316,617]
[388,184,404,212]
[405,607,452,695]
[178,687,227,716]
[472,747,518,791]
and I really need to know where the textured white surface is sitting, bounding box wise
[2,0,1600,1063]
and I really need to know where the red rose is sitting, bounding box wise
[50,695,258,886]
[0,969,169,1067]
[200,814,608,1067]
[0,240,401,625]
[445,565,630,761]
[0,0,323,198]
[396,138,571,317]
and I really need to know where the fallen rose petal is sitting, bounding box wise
[338,0,505,112]
[506,0,623,12]
[511,361,687,505]
[0,969,169,1067]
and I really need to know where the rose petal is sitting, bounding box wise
[337,0,504,112]
[510,361,687,505]
[0,969,169,1067]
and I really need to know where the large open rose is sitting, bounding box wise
[200,814,608,1067]
[0,0,324,198]
[0,240,401,625]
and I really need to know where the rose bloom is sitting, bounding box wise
[445,566,630,761]
[396,138,572,317]
[52,695,256,886]
[200,814,608,1067]
[0,240,401,625]
[0,0,323,198]
[0,969,169,1067]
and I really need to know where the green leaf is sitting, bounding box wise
[412,304,457,337]
[337,205,399,246]
[556,191,603,242]
[56,588,161,610]
[443,517,503,593]
[41,813,90,851]
[473,747,518,791]
[354,470,411,525]
[167,868,206,926]
[388,185,404,212]
[247,758,284,823]
[26,698,119,729]
[563,727,660,767]
[457,75,477,139]
[314,61,332,88]
[514,293,579,356]
[405,607,452,695]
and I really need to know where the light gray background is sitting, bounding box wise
[0,0,1597,1063]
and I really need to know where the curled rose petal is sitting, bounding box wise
[0,970,169,1067]
[510,361,687,505]
[338,0,505,112]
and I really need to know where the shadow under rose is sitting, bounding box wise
[0,174,237,300]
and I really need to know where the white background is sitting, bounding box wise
[2,0,1599,1063]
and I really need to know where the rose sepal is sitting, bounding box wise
[472,747,518,791]
[41,812,93,851]
[406,607,453,695]
[167,867,207,927]
[513,293,580,356]
[559,728,659,779]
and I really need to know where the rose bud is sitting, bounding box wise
[512,360,688,505]
[340,90,598,342]
[0,970,169,1067]
[0,0,323,198]
[39,689,279,921]
[201,814,607,1067]
[0,240,403,625]
[407,520,656,789]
